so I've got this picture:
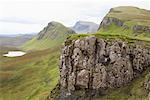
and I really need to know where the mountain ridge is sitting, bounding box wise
[22,21,76,51]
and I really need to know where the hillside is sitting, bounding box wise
[71,21,99,33]
[22,21,75,51]
[0,46,60,100]
[98,6,150,41]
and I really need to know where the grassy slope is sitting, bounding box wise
[107,6,150,26]
[22,36,65,51]
[0,46,60,100]
[22,21,74,51]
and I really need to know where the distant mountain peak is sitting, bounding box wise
[72,21,99,33]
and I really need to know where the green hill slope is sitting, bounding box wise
[98,6,150,41]
[22,21,75,51]
[0,46,60,100]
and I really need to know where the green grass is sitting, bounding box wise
[0,47,60,100]
[67,32,150,45]
[22,36,66,51]
[107,6,150,26]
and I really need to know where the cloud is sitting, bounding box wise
[0,0,149,34]
[0,17,43,24]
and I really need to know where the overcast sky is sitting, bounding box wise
[0,0,149,34]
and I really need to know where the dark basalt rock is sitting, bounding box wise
[133,25,150,33]
[98,17,124,30]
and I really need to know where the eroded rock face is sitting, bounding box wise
[60,36,150,92]
[133,25,150,33]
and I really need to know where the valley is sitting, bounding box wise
[0,6,149,100]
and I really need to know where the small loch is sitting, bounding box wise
[3,51,26,57]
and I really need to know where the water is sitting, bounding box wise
[3,51,26,57]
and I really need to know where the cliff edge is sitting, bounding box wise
[48,35,150,100]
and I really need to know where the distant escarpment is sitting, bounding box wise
[48,36,150,100]
[71,21,99,34]
[98,6,150,35]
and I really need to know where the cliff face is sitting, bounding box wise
[57,36,150,99]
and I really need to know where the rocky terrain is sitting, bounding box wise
[71,21,99,33]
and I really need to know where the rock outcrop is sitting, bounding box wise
[57,36,150,99]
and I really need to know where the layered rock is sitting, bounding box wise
[60,36,150,93]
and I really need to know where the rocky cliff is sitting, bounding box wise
[50,36,150,100]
